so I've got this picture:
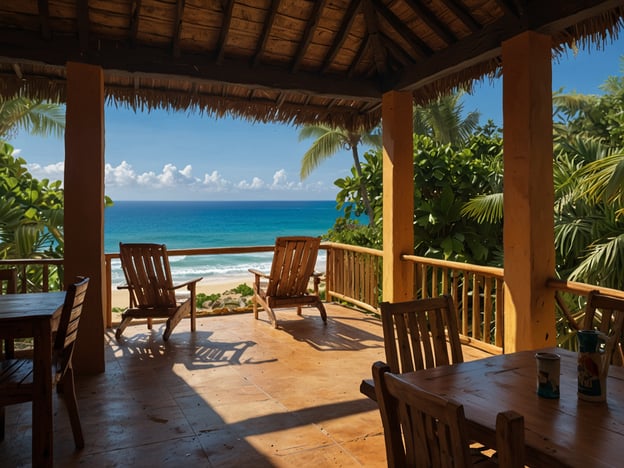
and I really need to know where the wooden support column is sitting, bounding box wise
[382,91,414,303]
[65,62,106,373]
[502,32,556,352]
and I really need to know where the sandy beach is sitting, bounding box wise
[110,275,253,309]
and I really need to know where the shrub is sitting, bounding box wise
[196,292,220,308]
[233,283,253,296]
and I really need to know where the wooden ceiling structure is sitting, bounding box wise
[0,1,623,403]
[1,1,623,131]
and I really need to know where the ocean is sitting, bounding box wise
[105,200,351,287]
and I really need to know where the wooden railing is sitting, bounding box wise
[547,278,624,350]
[324,242,382,315]
[8,245,622,356]
[402,254,505,354]
[0,258,64,292]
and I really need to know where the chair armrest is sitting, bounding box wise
[170,277,203,291]
[248,269,270,279]
[117,284,130,290]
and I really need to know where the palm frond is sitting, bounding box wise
[461,193,503,223]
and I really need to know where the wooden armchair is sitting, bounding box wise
[115,243,203,341]
[0,268,17,359]
[361,295,463,400]
[372,361,525,468]
[0,277,89,448]
[248,236,326,328]
[583,290,624,365]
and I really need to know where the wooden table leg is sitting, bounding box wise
[32,320,53,467]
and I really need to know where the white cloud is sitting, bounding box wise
[237,177,266,190]
[28,162,65,182]
[105,161,136,186]
[26,160,333,199]
[272,169,288,186]
[202,171,230,191]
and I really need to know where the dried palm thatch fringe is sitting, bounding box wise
[0,7,621,132]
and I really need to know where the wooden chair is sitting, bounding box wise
[583,290,624,365]
[0,268,17,359]
[116,243,202,341]
[361,295,463,400]
[248,236,326,328]
[0,276,89,448]
[372,361,525,468]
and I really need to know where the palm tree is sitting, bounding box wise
[299,124,381,225]
[413,92,480,146]
[0,96,65,140]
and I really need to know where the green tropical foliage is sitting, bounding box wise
[299,124,381,225]
[330,125,504,264]
[0,141,65,289]
[412,92,480,146]
[0,96,65,140]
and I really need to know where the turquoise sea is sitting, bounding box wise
[105,200,352,286]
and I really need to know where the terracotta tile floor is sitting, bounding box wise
[1,304,491,467]
[1,304,388,467]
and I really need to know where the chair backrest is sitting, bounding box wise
[0,268,17,295]
[372,361,525,468]
[119,243,176,308]
[54,277,89,375]
[266,236,320,297]
[380,295,463,374]
[583,290,624,365]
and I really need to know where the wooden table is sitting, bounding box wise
[0,291,66,468]
[390,348,624,467]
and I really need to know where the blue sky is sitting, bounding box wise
[9,35,624,202]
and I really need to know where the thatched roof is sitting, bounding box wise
[0,1,622,130]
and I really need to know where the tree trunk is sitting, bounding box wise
[351,145,375,226]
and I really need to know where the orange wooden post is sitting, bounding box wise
[502,32,556,352]
[65,62,106,373]
[382,91,414,303]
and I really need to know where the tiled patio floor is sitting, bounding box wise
[1,303,491,467]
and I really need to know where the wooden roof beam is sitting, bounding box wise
[372,0,432,57]
[392,0,622,92]
[402,0,458,45]
[380,33,414,66]
[252,0,281,67]
[37,0,51,40]
[362,0,388,75]
[348,34,371,77]
[321,0,362,73]
[172,0,186,58]
[216,0,236,65]
[291,0,329,73]
[438,0,481,33]
[76,0,90,53]
[129,0,142,48]
[0,31,381,100]
[494,0,523,18]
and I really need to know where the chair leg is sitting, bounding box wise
[59,369,84,449]
[164,300,191,341]
[316,301,327,323]
[252,294,259,319]
[189,285,197,332]
[115,315,133,340]
[267,307,278,328]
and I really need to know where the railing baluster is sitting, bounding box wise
[483,276,492,345]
